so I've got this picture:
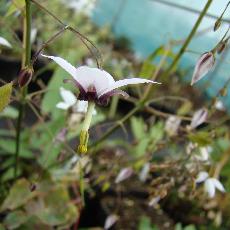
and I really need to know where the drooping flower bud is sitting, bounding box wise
[18,66,34,88]
[115,167,133,184]
[214,18,222,32]
[191,52,215,86]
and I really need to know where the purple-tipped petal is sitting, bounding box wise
[191,52,215,85]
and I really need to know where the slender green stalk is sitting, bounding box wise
[163,0,213,77]
[108,96,119,119]
[92,1,213,147]
[15,0,32,178]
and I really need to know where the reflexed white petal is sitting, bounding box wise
[148,196,161,207]
[191,52,215,85]
[104,214,119,230]
[99,78,160,97]
[0,36,12,48]
[205,178,216,198]
[115,167,133,184]
[41,54,77,79]
[75,66,115,93]
[190,108,208,129]
[56,102,70,110]
[60,87,76,106]
[211,178,225,193]
[195,171,209,183]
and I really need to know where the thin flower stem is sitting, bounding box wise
[30,0,102,68]
[14,0,32,178]
[108,96,119,119]
[163,0,213,78]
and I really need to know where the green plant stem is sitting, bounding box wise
[108,96,119,119]
[163,0,213,78]
[91,1,213,147]
[15,0,31,178]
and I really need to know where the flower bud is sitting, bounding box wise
[191,52,215,86]
[190,108,208,129]
[18,66,34,88]
[214,18,221,32]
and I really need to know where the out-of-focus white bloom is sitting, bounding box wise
[148,196,161,207]
[195,146,212,162]
[115,167,133,184]
[64,0,96,16]
[215,100,225,111]
[195,171,225,198]
[139,163,150,182]
[0,36,12,48]
[165,115,181,136]
[191,52,215,85]
[190,108,208,129]
[56,87,96,114]
[42,54,159,106]
[104,214,119,230]
[31,28,37,44]
[56,87,77,110]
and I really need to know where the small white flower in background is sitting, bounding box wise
[148,196,161,207]
[56,87,96,114]
[195,146,212,162]
[42,54,160,106]
[115,167,133,184]
[0,36,12,48]
[139,163,150,182]
[214,100,226,111]
[195,171,225,198]
[56,87,77,110]
[53,127,68,144]
[190,108,208,129]
[191,52,215,85]
[104,214,119,230]
[165,115,181,136]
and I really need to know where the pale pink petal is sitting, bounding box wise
[41,54,77,78]
[104,214,119,230]
[99,78,160,97]
[191,52,215,85]
[211,178,225,193]
[75,66,115,94]
[115,167,133,184]
[190,108,208,129]
[195,171,209,183]
[205,178,216,198]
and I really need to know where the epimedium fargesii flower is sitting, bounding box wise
[41,54,160,106]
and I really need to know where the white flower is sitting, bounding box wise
[195,171,225,198]
[56,87,96,114]
[215,100,225,111]
[56,87,77,110]
[115,167,133,184]
[42,54,160,106]
[196,146,212,162]
[165,115,181,136]
[190,108,208,129]
[139,163,150,182]
[0,36,12,48]
[104,214,119,230]
[191,52,215,85]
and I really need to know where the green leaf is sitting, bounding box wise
[1,178,35,211]
[130,117,146,140]
[188,131,212,146]
[138,216,158,230]
[0,82,13,112]
[4,210,29,229]
[6,0,25,17]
